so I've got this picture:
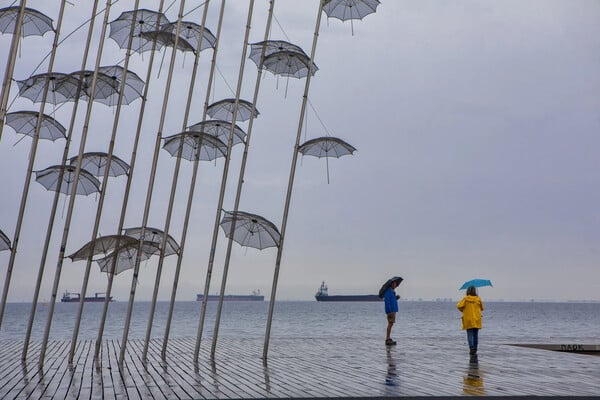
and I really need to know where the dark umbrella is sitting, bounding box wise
[0,229,11,251]
[188,119,246,146]
[261,50,318,96]
[378,276,403,298]
[97,65,145,106]
[0,6,54,37]
[56,70,120,103]
[298,136,356,184]
[122,226,180,256]
[5,111,66,141]
[68,234,140,261]
[248,40,307,67]
[322,0,381,21]
[108,9,170,52]
[69,152,130,178]
[206,98,259,122]
[262,50,318,79]
[220,211,281,250]
[16,72,72,104]
[17,71,119,105]
[322,0,381,35]
[162,131,228,162]
[34,165,101,196]
[96,241,161,275]
[138,30,196,53]
[162,21,216,52]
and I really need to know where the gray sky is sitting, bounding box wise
[1,0,599,303]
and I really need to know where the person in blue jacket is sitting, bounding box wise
[384,279,401,345]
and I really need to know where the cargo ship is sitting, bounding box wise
[196,289,264,302]
[61,291,113,303]
[314,282,381,302]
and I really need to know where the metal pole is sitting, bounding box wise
[0,1,66,333]
[142,0,211,363]
[119,0,187,367]
[263,0,324,360]
[0,1,27,142]
[68,3,141,365]
[164,0,227,361]
[39,0,112,368]
[211,0,275,357]
[94,2,167,363]
[22,0,100,361]
[193,0,253,362]
[142,1,209,361]
[205,0,256,357]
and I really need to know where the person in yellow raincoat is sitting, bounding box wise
[457,286,484,359]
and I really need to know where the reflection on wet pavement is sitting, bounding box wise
[463,360,485,395]
[385,348,399,387]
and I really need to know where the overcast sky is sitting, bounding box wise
[1,0,599,303]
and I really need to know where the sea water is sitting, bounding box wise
[1,300,598,342]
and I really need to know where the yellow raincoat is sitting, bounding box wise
[456,295,484,330]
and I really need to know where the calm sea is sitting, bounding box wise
[1,300,599,342]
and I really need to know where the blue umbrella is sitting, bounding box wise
[459,279,492,290]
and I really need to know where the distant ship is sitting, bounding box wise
[315,282,381,302]
[61,291,113,303]
[196,289,264,302]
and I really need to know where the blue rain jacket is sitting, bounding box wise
[384,287,398,314]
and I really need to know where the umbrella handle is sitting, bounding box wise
[326,154,330,184]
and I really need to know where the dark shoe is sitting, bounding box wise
[469,348,476,356]
[385,339,397,346]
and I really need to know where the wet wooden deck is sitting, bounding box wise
[0,336,598,399]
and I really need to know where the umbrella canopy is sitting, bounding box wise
[220,210,281,250]
[16,72,72,104]
[5,111,66,141]
[206,99,259,122]
[459,279,492,290]
[34,165,101,196]
[122,226,180,256]
[187,120,246,146]
[0,229,11,251]
[0,7,54,37]
[69,152,130,178]
[248,40,307,67]
[322,0,381,21]
[299,136,357,184]
[109,9,170,52]
[56,70,120,103]
[68,234,140,261]
[96,241,161,275]
[138,30,196,53]
[262,50,318,79]
[97,65,145,105]
[378,276,403,298]
[162,131,228,162]
[299,136,356,158]
[162,21,216,52]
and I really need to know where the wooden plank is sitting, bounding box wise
[145,337,203,400]
[107,339,138,400]
[164,337,222,399]
[126,339,179,399]
[24,340,70,399]
[0,341,30,398]
[1,337,600,398]
[114,339,148,400]
[96,340,116,400]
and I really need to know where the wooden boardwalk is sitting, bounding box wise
[0,336,599,399]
